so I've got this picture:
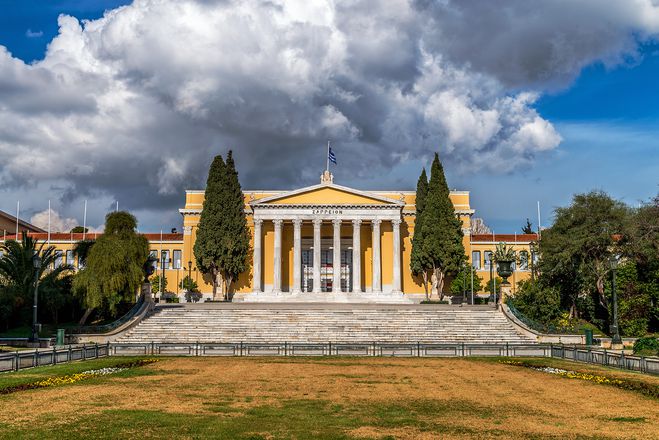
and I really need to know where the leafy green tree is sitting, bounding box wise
[522,218,534,234]
[72,211,149,325]
[485,277,503,295]
[450,267,483,296]
[150,274,169,294]
[179,275,199,293]
[194,151,250,301]
[0,232,73,329]
[70,226,89,233]
[410,167,431,298]
[417,153,466,298]
[625,194,659,332]
[610,262,656,337]
[539,191,628,320]
[73,239,95,267]
[510,279,561,325]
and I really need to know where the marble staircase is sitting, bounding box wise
[115,304,535,344]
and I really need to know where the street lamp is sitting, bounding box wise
[187,260,192,290]
[609,255,622,346]
[29,254,42,343]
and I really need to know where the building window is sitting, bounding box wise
[66,250,74,267]
[471,251,481,270]
[532,251,539,266]
[161,250,170,270]
[484,251,493,270]
[149,250,158,270]
[173,250,182,269]
[519,251,529,270]
[54,250,63,268]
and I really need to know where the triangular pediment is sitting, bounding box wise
[251,183,404,206]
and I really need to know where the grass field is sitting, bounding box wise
[0,356,657,439]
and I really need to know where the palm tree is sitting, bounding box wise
[0,232,73,329]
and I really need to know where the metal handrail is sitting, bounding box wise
[506,299,566,334]
[68,295,145,334]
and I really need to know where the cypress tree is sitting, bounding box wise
[194,155,226,299]
[218,151,250,300]
[410,168,431,298]
[420,153,466,299]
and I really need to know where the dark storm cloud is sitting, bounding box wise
[0,0,658,228]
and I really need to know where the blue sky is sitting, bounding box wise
[0,1,657,233]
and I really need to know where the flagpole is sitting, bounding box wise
[83,200,87,241]
[16,201,19,237]
[326,140,330,172]
[537,201,542,239]
[48,200,51,244]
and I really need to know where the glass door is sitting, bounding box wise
[302,249,313,292]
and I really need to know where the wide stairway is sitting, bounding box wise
[115,304,534,344]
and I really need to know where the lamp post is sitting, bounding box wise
[187,260,192,290]
[29,254,42,343]
[609,255,622,346]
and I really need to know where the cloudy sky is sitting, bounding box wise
[0,0,658,233]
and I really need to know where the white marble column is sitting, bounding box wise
[332,219,342,293]
[371,219,382,293]
[312,218,322,293]
[392,218,402,293]
[292,218,302,294]
[352,219,362,293]
[272,219,283,293]
[252,219,262,293]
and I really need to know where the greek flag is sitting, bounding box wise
[328,147,337,164]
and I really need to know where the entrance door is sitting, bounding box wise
[302,249,313,292]
[300,240,353,293]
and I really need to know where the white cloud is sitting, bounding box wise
[30,209,79,232]
[1,0,658,225]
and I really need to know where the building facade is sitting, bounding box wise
[1,172,539,301]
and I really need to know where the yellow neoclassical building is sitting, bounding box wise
[2,172,539,301]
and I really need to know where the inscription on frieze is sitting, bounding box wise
[312,208,344,215]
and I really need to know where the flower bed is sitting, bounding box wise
[499,360,658,399]
[0,359,158,395]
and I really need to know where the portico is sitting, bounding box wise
[247,175,406,302]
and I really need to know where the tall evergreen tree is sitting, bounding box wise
[194,155,227,299]
[194,151,250,300]
[419,153,466,299]
[218,151,250,300]
[410,168,432,298]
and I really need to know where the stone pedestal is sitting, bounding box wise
[500,284,512,307]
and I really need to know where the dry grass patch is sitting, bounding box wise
[0,356,657,439]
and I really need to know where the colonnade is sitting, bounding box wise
[252,218,402,294]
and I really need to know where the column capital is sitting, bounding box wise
[292,218,303,227]
[372,218,382,227]
[183,225,193,235]
[351,219,362,226]
[312,218,323,227]
[391,218,402,226]
[253,218,263,226]
[272,218,283,226]
[332,218,342,227]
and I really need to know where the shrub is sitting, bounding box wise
[150,274,168,294]
[633,336,659,356]
[510,279,561,325]
[179,275,199,293]
[185,291,203,303]
[160,292,178,303]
